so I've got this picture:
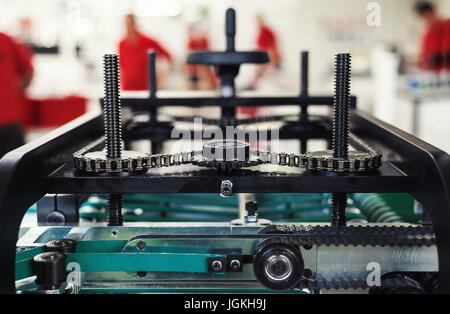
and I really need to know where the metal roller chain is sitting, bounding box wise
[73,133,381,173]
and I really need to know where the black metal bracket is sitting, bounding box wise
[0,108,449,292]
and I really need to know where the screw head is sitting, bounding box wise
[137,271,147,278]
[220,180,233,197]
[230,259,241,271]
[211,260,223,272]
[136,241,146,251]
[303,268,313,278]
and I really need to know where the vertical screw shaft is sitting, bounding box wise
[332,53,351,159]
[300,51,309,154]
[103,54,122,160]
[107,194,123,226]
[103,54,123,226]
[331,193,347,226]
[331,53,351,227]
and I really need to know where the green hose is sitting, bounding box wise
[351,193,404,223]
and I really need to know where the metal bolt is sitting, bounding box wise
[137,271,147,278]
[211,260,223,272]
[136,240,146,251]
[331,53,351,227]
[220,180,233,197]
[303,268,313,278]
[230,259,241,271]
[103,54,123,226]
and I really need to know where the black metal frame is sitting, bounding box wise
[1,99,449,292]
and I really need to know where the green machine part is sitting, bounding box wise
[15,240,226,282]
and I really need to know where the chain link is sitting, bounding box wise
[73,134,382,173]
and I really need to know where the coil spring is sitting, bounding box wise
[352,193,403,223]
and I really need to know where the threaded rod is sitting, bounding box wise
[332,53,351,159]
[107,194,123,226]
[103,54,122,160]
[331,193,347,226]
[103,54,123,226]
[331,53,351,227]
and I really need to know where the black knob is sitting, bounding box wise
[185,8,269,120]
[226,8,235,51]
[246,201,258,216]
[33,252,67,290]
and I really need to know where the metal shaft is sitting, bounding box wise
[331,53,351,227]
[300,51,309,153]
[107,194,123,226]
[332,53,351,159]
[331,193,347,226]
[103,54,123,226]
[148,50,157,99]
[103,54,122,159]
[221,8,237,120]
[147,50,161,153]
[300,51,309,97]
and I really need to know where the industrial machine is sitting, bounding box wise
[1,9,449,294]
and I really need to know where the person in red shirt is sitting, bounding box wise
[414,1,450,71]
[256,15,281,68]
[250,15,281,88]
[240,15,282,116]
[186,25,216,90]
[0,32,33,158]
[119,14,173,91]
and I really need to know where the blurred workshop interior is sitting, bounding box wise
[1,0,450,153]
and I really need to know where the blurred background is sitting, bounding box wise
[1,0,449,154]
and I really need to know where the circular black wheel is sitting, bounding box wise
[33,252,67,290]
[253,242,304,291]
